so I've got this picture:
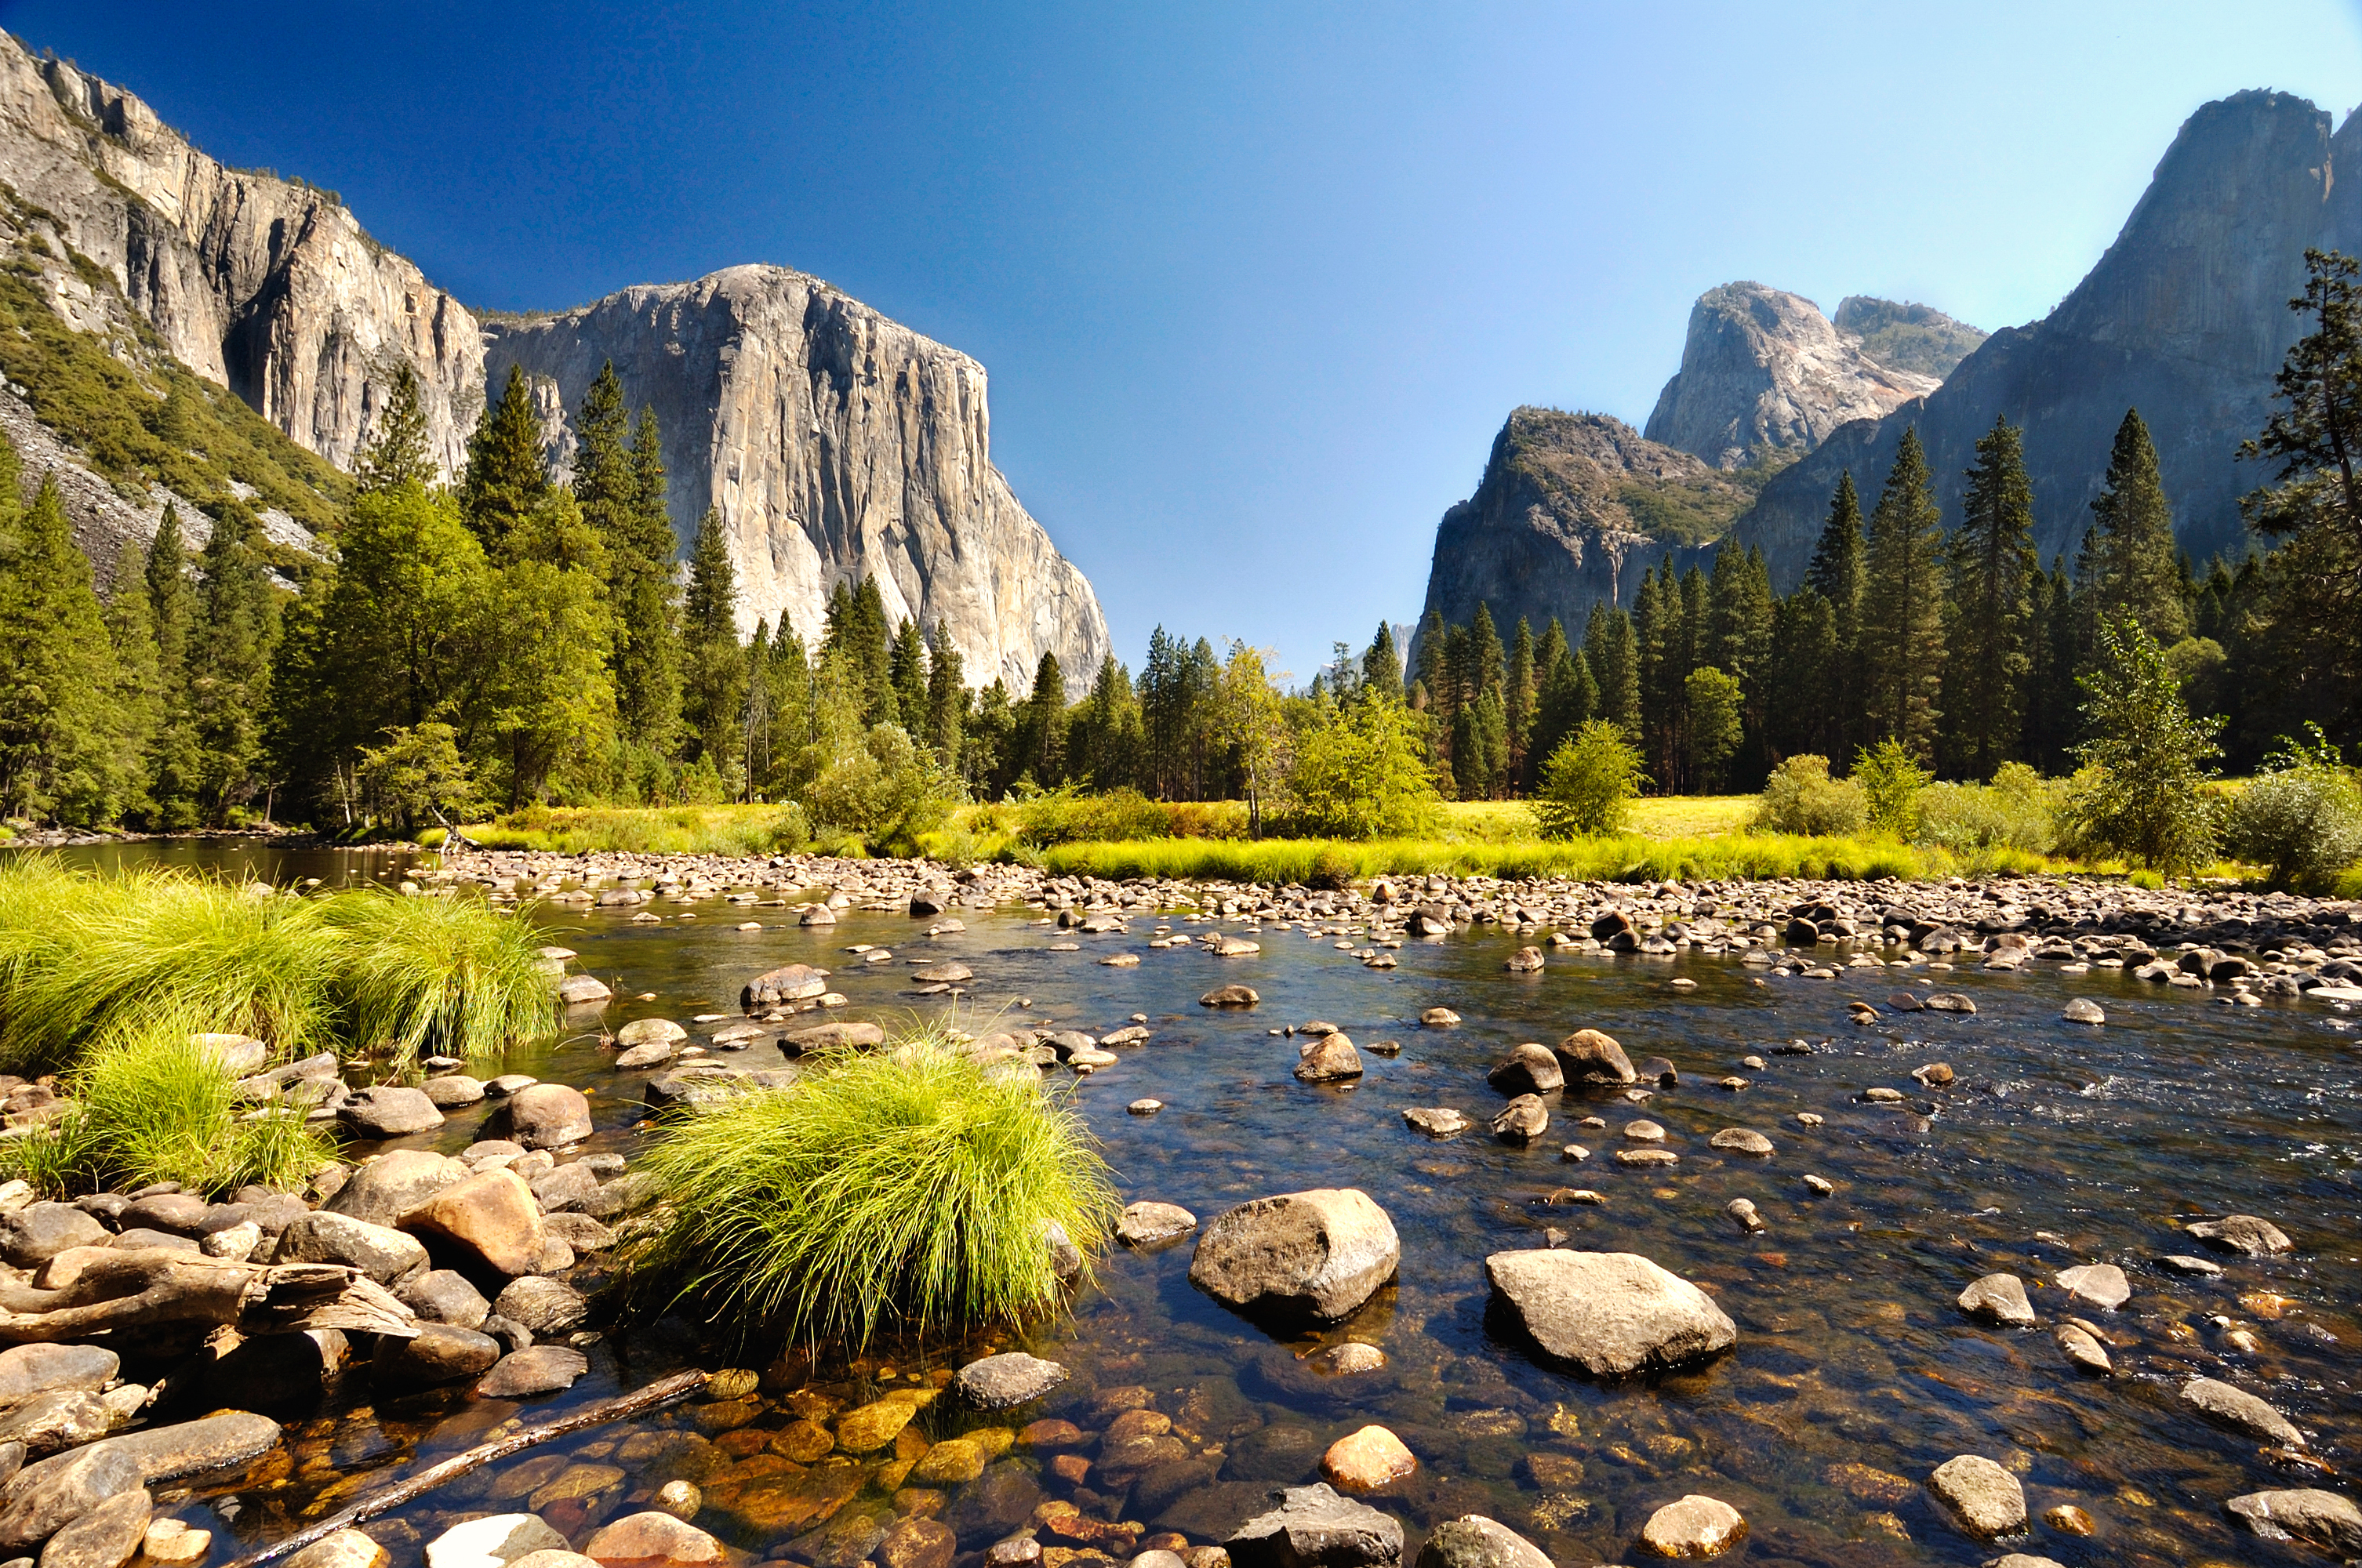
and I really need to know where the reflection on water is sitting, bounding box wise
[25,844,2362,1567]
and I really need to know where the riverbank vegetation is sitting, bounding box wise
[627,1035,1117,1347]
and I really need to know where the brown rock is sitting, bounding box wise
[1320,1427,1415,1492]
[875,1517,954,1568]
[583,1512,728,1568]
[403,1169,547,1276]
[1553,1029,1635,1084]
[1637,1495,1745,1559]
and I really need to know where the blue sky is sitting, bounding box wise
[10,0,2362,681]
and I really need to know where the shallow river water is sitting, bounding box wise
[44,845,2362,1568]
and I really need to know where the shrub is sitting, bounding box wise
[355,723,478,834]
[2226,725,2362,888]
[1750,756,1866,837]
[1281,694,1441,840]
[1011,786,1175,848]
[1853,739,1932,840]
[802,724,959,852]
[321,891,558,1070]
[1531,721,1648,839]
[2061,618,2226,876]
[627,1036,1117,1348]
[1916,763,2062,855]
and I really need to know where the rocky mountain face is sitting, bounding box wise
[1832,296,1986,379]
[1642,283,1950,469]
[1731,89,2362,582]
[1415,408,1750,641]
[484,268,1110,688]
[0,34,482,477]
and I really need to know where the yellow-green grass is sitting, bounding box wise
[460,804,807,857]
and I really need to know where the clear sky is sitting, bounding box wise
[9,0,2362,682]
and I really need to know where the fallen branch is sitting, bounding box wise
[216,1368,710,1568]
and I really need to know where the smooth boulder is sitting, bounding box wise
[1412,1518,1550,1568]
[1483,1250,1735,1377]
[582,1512,727,1568]
[340,1087,445,1138]
[1637,1495,1746,1559]
[2182,1376,2305,1447]
[1485,1046,1562,1096]
[1553,1029,1636,1085]
[1957,1273,2036,1327]
[325,1151,471,1228]
[402,1169,547,1276]
[1227,1483,1402,1568]
[1927,1455,2026,1539]
[506,1085,594,1150]
[2226,1489,2362,1554]
[274,1212,428,1284]
[1190,1190,1400,1321]
[951,1353,1068,1411]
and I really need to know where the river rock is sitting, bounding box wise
[616,1018,688,1050]
[1637,1495,1746,1559]
[398,1269,492,1329]
[1401,1109,1470,1138]
[495,1276,587,1334]
[1295,1034,1364,1083]
[1491,1097,1548,1143]
[1553,1029,1635,1084]
[2055,1323,2111,1374]
[426,1515,571,1568]
[583,1512,725,1568]
[1503,946,1544,972]
[1412,1518,1549,1568]
[874,1516,954,1568]
[779,1022,886,1053]
[506,1085,594,1149]
[1957,1273,2035,1327]
[423,1076,488,1108]
[741,965,828,1009]
[558,975,612,1007]
[1190,1189,1401,1321]
[2055,1263,2130,1310]
[2182,1376,2305,1447]
[952,1352,1068,1410]
[402,1169,546,1276]
[1321,1427,1415,1492]
[340,1087,445,1138]
[1201,986,1259,1007]
[2186,1214,2292,1255]
[1707,1128,1773,1156]
[325,1151,471,1227]
[1485,1045,1562,1096]
[0,1443,142,1553]
[0,1347,116,1411]
[35,1484,148,1568]
[1118,1203,1198,1247]
[1927,1455,2026,1538]
[0,1207,104,1268]
[0,1394,108,1459]
[2061,998,2106,1025]
[478,1345,590,1399]
[1227,1483,1402,1568]
[274,1212,429,1284]
[282,1531,388,1568]
[1484,1250,1735,1376]
[372,1324,501,1386]
[2226,1489,2362,1553]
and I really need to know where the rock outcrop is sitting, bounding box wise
[482,268,1110,688]
[0,31,482,477]
[1644,283,1943,468]
[1730,90,2362,580]
[1832,296,1986,379]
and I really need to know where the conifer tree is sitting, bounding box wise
[1361,622,1403,703]
[923,621,965,767]
[187,502,279,821]
[1068,657,1143,790]
[2077,408,2189,653]
[0,474,133,823]
[1944,416,2039,777]
[1768,587,1841,762]
[1015,652,1067,786]
[1634,565,1684,783]
[1528,625,1596,785]
[615,407,682,754]
[1806,470,1867,753]
[460,365,548,552]
[2024,556,2080,771]
[1411,608,1447,712]
[1505,616,1537,775]
[144,503,202,826]
[104,543,162,822]
[1708,545,1775,782]
[358,365,437,492]
[1583,602,1641,734]
[888,616,928,727]
[1858,429,1946,760]
[1452,687,1507,800]
[678,508,746,778]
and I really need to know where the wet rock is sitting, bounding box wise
[911,1438,987,1486]
[1957,1274,2035,1327]
[0,1443,142,1553]
[2226,1488,2362,1553]
[543,1212,615,1252]
[325,1151,471,1228]
[1553,1030,1635,1085]
[1320,1427,1414,1492]
[424,1076,489,1108]
[834,1400,916,1454]
[505,1086,594,1150]
[1190,1190,1400,1321]
[875,1517,954,1568]
[426,1515,571,1568]
[1201,987,1260,1008]
[2187,1214,2292,1255]
[1724,1200,1763,1233]
[779,1022,887,1054]
[2055,1323,2110,1374]
[36,1485,148,1568]
[1401,1109,1470,1138]
[494,1277,587,1335]
[1295,1035,1364,1083]
[1419,1008,1459,1027]
[1307,1344,1386,1375]
[582,1512,725,1568]
[1227,1483,1402,1568]
[0,1207,104,1268]
[1637,1495,1746,1559]
[1490,1097,1548,1143]
[1707,1129,1773,1156]
[340,1087,445,1138]
[943,1461,1042,1541]
[0,1348,115,1411]
[2061,998,2106,1025]
[89,1411,280,1483]
[2055,1263,2130,1310]
[275,1212,429,1284]
[372,1324,502,1386]
[1411,1519,1549,1568]
[2182,1376,2306,1447]
[1926,1455,2025,1538]
[2160,1254,2223,1276]
[742,965,829,1009]
[478,1347,590,1400]
[1118,1203,1198,1247]
[398,1269,492,1329]
[1484,1250,1736,1376]
[281,1530,387,1568]
[941,1355,1065,1420]
[1486,1047,1562,1096]
[0,1395,109,1459]
[559,976,612,1007]
[402,1169,546,1277]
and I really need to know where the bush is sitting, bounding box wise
[1853,739,1932,840]
[1531,721,1648,839]
[1750,756,1866,837]
[2226,725,2362,888]
[802,724,959,852]
[1011,786,1175,848]
[627,1036,1117,1347]
[1916,763,2062,856]
[2061,618,2226,876]
[320,891,558,1071]
[1281,694,1441,840]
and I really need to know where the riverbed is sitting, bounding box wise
[42,844,2362,1568]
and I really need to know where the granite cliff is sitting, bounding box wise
[484,269,1110,688]
[1643,282,1962,469]
[1730,89,2362,581]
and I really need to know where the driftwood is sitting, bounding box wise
[0,1254,417,1343]
[219,1369,710,1568]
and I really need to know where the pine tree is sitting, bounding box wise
[678,508,746,779]
[1633,565,1683,785]
[1768,586,1840,764]
[1068,657,1142,789]
[1708,545,1775,784]
[1943,416,2039,777]
[1015,652,1067,786]
[888,616,928,728]
[0,474,133,823]
[923,620,965,767]
[1584,601,1641,735]
[1529,627,1596,783]
[1411,608,1447,712]
[2077,407,2189,653]
[357,365,436,492]
[104,543,162,822]
[614,407,682,754]
[1858,429,1946,760]
[187,502,279,821]
[1452,687,1508,800]
[1808,470,1867,753]
[1361,622,1403,703]
[143,503,202,826]
[1505,617,1538,778]
[2024,556,2080,771]
[460,365,548,552]
[824,578,897,725]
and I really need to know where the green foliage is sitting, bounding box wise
[1859,430,1945,759]
[355,723,476,833]
[627,1035,1118,1348]
[1282,693,1440,840]
[477,803,809,856]
[0,473,141,824]
[2077,408,2188,649]
[1833,296,1986,378]
[2061,617,2226,876]
[1915,763,2063,857]
[1943,416,2039,778]
[355,365,435,494]
[318,892,557,1071]
[1750,755,1866,837]
[1853,737,1932,840]
[187,500,280,820]
[1683,666,1743,791]
[2225,724,2362,887]
[678,508,746,784]
[1531,720,1647,839]
[460,365,551,553]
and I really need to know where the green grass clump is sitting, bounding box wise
[10,1004,334,1196]
[321,891,558,1069]
[467,804,809,856]
[628,1036,1117,1348]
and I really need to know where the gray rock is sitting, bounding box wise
[612,1043,674,1070]
[2182,1376,2306,1447]
[1484,1250,1735,1377]
[1226,1483,1402,1568]
[2226,1489,2362,1554]
[324,1151,470,1228]
[1293,1034,1362,1083]
[396,1270,492,1329]
[372,1325,501,1387]
[1200,986,1259,1008]
[1401,1109,1471,1138]
[503,1085,592,1150]
[2061,997,2106,1025]
[492,1277,587,1335]
[1636,1495,1748,1559]
[422,1076,487,1108]
[274,1212,427,1284]
[474,1347,589,1400]
[615,1018,688,1050]
[339,1087,445,1138]
[739,964,829,1010]
[1412,1517,1549,1568]
[541,1213,616,1252]
[1957,1273,2036,1327]
[117,1195,205,1236]
[778,1022,886,1054]
[0,1445,142,1553]
[0,1396,107,1460]
[1484,1045,1562,1096]
[2187,1214,2292,1255]
[558,976,612,1007]
[423,1515,569,1568]
[1190,1190,1400,1321]
[1117,1203,1198,1247]
[1708,1128,1775,1156]
[0,1207,104,1269]
[0,1348,115,1412]
[2055,1263,2130,1310]
[1926,1454,2025,1539]
[952,1353,1067,1411]
[32,1483,146,1568]
[1490,1096,1548,1144]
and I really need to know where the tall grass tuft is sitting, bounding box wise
[321,891,558,1069]
[627,1036,1118,1348]
[9,1004,334,1196]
